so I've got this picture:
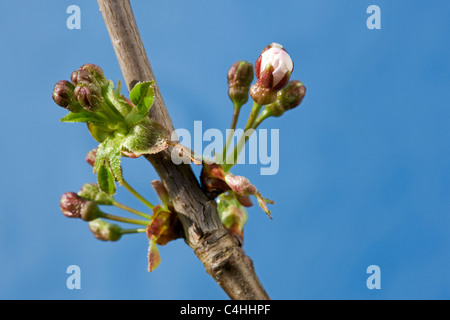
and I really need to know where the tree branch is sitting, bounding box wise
[97,0,269,300]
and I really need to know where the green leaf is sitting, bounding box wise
[121,118,169,156]
[60,111,108,127]
[93,139,108,173]
[124,109,148,126]
[129,81,155,116]
[97,163,116,195]
[107,136,123,184]
[93,137,124,185]
[105,80,133,117]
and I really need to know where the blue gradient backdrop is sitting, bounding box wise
[0,1,448,299]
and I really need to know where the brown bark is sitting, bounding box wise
[97,0,269,300]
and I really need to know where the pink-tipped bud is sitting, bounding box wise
[60,192,83,218]
[250,43,294,105]
[59,192,102,221]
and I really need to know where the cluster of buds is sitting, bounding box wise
[59,174,183,271]
[52,64,107,113]
[250,43,294,105]
[59,186,145,242]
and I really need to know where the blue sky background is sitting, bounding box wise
[0,0,449,299]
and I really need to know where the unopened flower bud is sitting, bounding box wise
[71,64,106,87]
[60,192,83,218]
[80,63,106,85]
[85,149,97,166]
[227,61,253,106]
[89,219,122,241]
[59,192,102,221]
[264,80,306,117]
[52,80,83,113]
[250,44,294,105]
[73,85,104,112]
[261,42,286,54]
[71,69,94,86]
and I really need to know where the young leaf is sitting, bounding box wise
[104,80,133,117]
[93,137,124,184]
[60,111,108,127]
[97,163,116,195]
[129,81,155,116]
[93,139,109,173]
[107,136,124,184]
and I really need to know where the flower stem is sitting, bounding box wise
[113,200,152,220]
[223,106,270,171]
[100,212,150,226]
[244,102,262,131]
[121,228,147,234]
[218,102,242,164]
[121,178,154,210]
[252,109,271,130]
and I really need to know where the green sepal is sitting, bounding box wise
[121,118,169,156]
[107,136,123,184]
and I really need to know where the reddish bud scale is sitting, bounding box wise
[200,162,230,199]
[146,206,183,246]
